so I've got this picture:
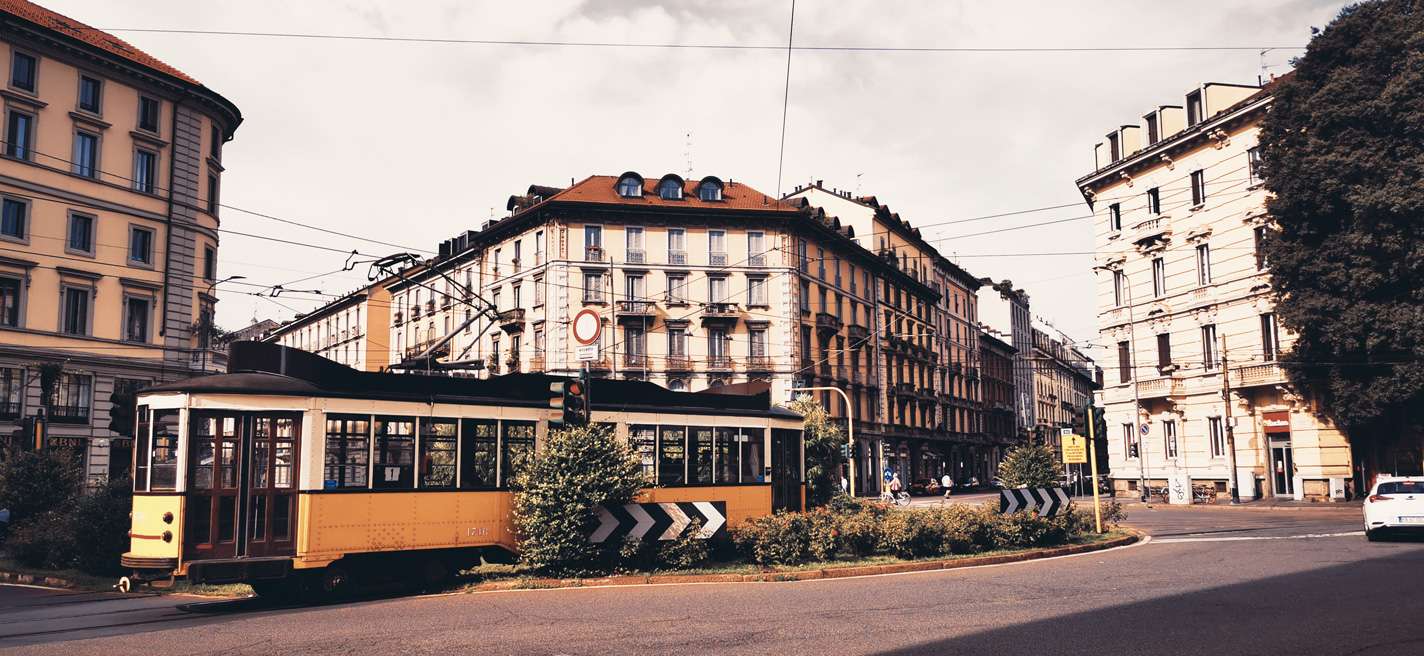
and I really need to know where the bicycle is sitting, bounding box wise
[1192,484,1218,504]
[879,489,911,507]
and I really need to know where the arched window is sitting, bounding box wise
[617,176,642,197]
[669,379,687,392]
[659,178,683,200]
[698,180,722,201]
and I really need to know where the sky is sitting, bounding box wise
[46,0,1352,360]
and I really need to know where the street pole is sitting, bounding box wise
[797,386,855,497]
[1087,405,1103,533]
[1122,270,1148,503]
[1221,333,1241,504]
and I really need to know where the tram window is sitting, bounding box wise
[324,415,370,489]
[692,427,713,484]
[150,410,179,490]
[459,419,497,488]
[217,496,236,542]
[714,427,738,484]
[630,425,656,480]
[658,426,686,486]
[373,417,415,489]
[500,421,536,487]
[739,428,765,483]
[134,405,150,491]
[419,419,457,488]
[273,417,296,488]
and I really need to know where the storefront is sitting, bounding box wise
[1262,410,1294,498]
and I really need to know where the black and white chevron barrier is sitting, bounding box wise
[999,487,1072,518]
[590,501,728,543]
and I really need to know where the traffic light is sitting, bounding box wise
[549,375,588,427]
[839,443,852,460]
[108,392,136,438]
[1069,405,1087,435]
[1090,405,1108,440]
[1128,442,1139,458]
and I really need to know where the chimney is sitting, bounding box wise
[816,179,823,187]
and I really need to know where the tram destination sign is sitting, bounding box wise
[590,501,727,543]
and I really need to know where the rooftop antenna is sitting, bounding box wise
[685,132,693,177]
[855,172,863,197]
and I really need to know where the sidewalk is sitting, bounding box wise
[1113,495,1363,511]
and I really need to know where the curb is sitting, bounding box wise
[0,570,80,589]
[461,533,1139,594]
[1119,500,1362,512]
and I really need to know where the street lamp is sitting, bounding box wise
[200,276,246,372]
[795,386,856,497]
[1094,265,1149,503]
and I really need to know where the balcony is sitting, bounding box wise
[666,355,693,371]
[699,302,740,327]
[615,300,657,323]
[916,387,936,402]
[626,249,645,265]
[748,355,774,371]
[709,251,728,267]
[748,253,766,267]
[587,356,610,372]
[668,250,687,266]
[528,355,546,373]
[426,300,436,316]
[964,367,979,380]
[847,324,870,344]
[498,308,526,333]
[585,246,605,262]
[393,311,404,326]
[815,312,843,336]
[1131,216,1172,244]
[404,341,449,361]
[1137,375,1186,399]
[623,353,649,370]
[708,355,733,370]
[534,250,544,266]
[895,382,916,398]
[1231,362,1289,388]
[511,258,522,274]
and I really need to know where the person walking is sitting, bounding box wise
[941,472,953,498]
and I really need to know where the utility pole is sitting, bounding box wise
[1221,332,1242,504]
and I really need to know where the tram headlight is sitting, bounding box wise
[163,512,173,524]
[162,531,172,543]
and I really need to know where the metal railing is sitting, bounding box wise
[585,246,605,262]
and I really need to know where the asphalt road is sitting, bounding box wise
[4,504,1420,655]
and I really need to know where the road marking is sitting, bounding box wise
[1152,530,1364,544]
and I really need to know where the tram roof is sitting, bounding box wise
[143,343,800,420]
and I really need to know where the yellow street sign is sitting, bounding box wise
[1062,433,1088,464]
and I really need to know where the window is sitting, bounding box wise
[533,276,543,305]
[324,415,369,488]
[800,281,810,312]
[709,277,728,304]
[1208,417,1226,458]
[708,230,726,266]
[709,327,730,358]
[210,125,221,160]
[658,179,682,200]
[10,52,36,92]
[626,226,644,263]
[1186,90,1203,126]
[1254,226,1269,271]
[798,240,808,272]
[658,427,686,485]
[818,287,827,313]
[698,180,721,201]
[666,274,686,304]
[1190,169,1206,207]
[667,228,686,264]
[134,149,158,193]
[129,226,154,265]
[1163,420,1179,459]
[68,214,95,254]
[534,230,544,262]
[617,176,642,197]
[458,419,497,489]
[1113,270,1127,307]
[0,367,21,418]
[491,290,500,311]
[124,296,150,342]
[511,283,522,308]
[1261,313,1280,362]
[625,274,644,300]
[1107,132,1120,162]
[1157,333,1172,370]
[207,174,219,214]
[750,328,766,358]
[1108,203,1121,232]
[49,372,91,423]
[1,197,26,240]
[1152,257,1166,297]
[1145,112,1159,145]
[419,419,457,488]
[817,248,825,279]
[6,110,33,160]
[1147,187,1161,216]
[1202,324,1218,371]
[631,426,656,478]
[204,246,216,280]
[1196,244,1212,285]
[373,418,414,488]
[626,325,646,357]
[74,131,99,178]
[748,277,766,306]
[500,422,535,486]
[1118,340,1131,383]
[849,264,857,295]
[138,96,160,133]
[668,328,686,357]
[748,231,764,266]
[1123,423,1139,459]
[583,272,604,303]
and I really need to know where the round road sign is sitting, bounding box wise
[572,308,602,345]
[1140,424,1150,435]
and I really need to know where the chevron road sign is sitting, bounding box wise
[590,501,728,543]
[999,487,1072,518]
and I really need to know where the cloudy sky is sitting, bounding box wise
[50,0,1350,359]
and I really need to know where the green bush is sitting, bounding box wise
[0,447,82,526]
[732,510,814,565]
[3,477,132,576]
[997,445,1064,489]
[511,424,647,576]
[4,509,78,570]
[618,519,712,572]
[832,505,884,557]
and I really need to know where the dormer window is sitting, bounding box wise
[658,178,683,200]
[616,175,642,197]
[1186,90,1203,126]
[698,180,722,201]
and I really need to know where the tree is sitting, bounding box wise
[510,424,646,576]
[0,446,82,526]
[1258,0,1424,433]
[790,395,846,507]
[997,445,1062,489]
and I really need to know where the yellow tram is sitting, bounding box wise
[121,343,805,597]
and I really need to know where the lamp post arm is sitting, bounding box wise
[794,386,855,497]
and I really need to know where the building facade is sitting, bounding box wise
[267,282,392,372]
[978,331,1016,452]
[0,0,241,483]
[1078,76,1353,501]
[1030,320,1099,448]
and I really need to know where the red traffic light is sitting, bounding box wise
[567,381,583,397]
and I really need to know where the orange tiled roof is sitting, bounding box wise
[0,0,201,85]
[550,175,801,213]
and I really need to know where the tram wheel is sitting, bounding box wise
[300,564,355,603]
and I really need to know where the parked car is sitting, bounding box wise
[1363,476,1424,541]
[990,477,1006,490]
[909,478,941,496]
[956,476,980,491]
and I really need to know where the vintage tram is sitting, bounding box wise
[121,343,805,598]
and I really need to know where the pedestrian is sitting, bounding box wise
[941,472,953,498]
[840,475,848,494]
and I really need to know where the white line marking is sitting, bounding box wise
[1152,531,1364,544]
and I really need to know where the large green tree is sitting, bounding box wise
[790,395,846,507]
[1258,0,1424,433]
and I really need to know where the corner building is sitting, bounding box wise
[1077,76,1352,501]
[0,0,241,482]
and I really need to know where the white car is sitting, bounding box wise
[1363,476,1424,541]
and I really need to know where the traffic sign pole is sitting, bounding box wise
[1087,405,1103,534]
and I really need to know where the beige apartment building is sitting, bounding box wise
[267,281,392,372]
[1079,76,1353,501]
[0,0,241,482]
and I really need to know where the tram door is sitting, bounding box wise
[186,412,300,560]
[770,429,803,512]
